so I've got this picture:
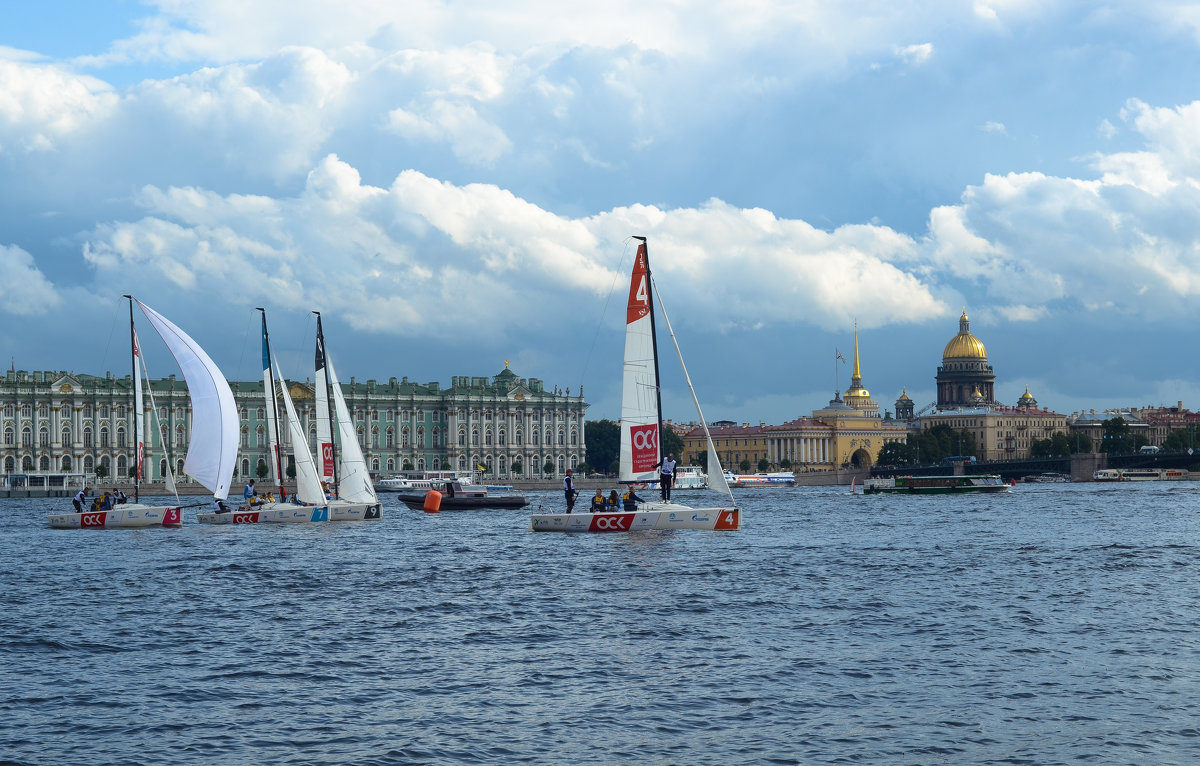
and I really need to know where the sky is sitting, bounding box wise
[4,1,1200,425]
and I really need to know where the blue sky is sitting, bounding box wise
[4,1,1200,424]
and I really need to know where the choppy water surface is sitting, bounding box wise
[4,483,1200,764]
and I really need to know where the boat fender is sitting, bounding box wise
[423,490,442,513]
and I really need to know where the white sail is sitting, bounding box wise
[274,360,326,505]
[135,300,239,500]
[137,345,180,501]
[619,241,661,483]
[327,357,377,504]
[132,329,146,482]
[314,328,335,483]
[260,318,281,490]
[654,283,735,503]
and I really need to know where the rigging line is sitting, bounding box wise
[577,237,636,399]
[100,299,123,377]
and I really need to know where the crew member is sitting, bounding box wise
[563,469,577,513]
[622,487,646,511]
[589,489,607,513]
[73,486,89,513]
[658,452,677,501]
[607,490,621,510]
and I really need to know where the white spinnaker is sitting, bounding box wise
[135,300,238,500]
[619,243,661,483]
[327,356,377,504]
[275,360,325,505]
[653,279,735,504]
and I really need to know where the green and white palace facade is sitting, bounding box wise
[0,366,587,486]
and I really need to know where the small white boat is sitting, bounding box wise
[672,466,708,490]
[531,237,739,533]
[1092,469,1124,482]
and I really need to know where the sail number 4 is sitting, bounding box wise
[714,510,739,530]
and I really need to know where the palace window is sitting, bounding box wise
[458,428,466,447]
[498,430,506,446]
[386,428,395,448]
[60,404,70,417]
[485,430,493,447]
[39,427,48,445]
[4,456,13,472]
[2,404,12,418]
[372,427,380,448]
[40,455,50,471]
[116,427,125,447]
[241,407,248,420]
[558,430,564,446]
[402,428,410,447]
[371,410,379,421]
[176,426,186,447]
[3,426,12,446]
[241,427,249,448]
[417,427,424,446]
[256,425,266,447]
[39,404,48,418]
[357,427,365,447]
[83,404,93,418]
[515,429,523,446]
[22,404,31,418]
[100,427,110,447]
[256,407,265,420]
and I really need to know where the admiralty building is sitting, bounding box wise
[0,365,587,486]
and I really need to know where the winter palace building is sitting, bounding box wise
[0,365,587,487]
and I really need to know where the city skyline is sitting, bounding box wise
[4,2,1200,424]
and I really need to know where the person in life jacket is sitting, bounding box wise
[607,490,621,510]
[589,489,606,513]
[622,488,646,511]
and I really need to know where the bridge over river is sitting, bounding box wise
[869,450,1200,483]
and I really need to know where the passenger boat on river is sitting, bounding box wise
[862,474,1009,494]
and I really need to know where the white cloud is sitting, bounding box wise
[897,43,934,66]
[78,153,946,341]
[981,120,1007,134]
[0,245,62,315]
[0,60,116,152]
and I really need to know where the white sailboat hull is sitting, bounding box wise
[196,500,382,524]
[530,504,740,533]
[49,504,182,529]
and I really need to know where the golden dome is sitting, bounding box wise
[942,309,987,360]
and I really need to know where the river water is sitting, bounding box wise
[3,482,1200,765]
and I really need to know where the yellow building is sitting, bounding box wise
[682,327,907,470]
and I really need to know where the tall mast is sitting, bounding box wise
[313,311,339,495]
[124,294,139,503]
[258,308,287,498]
[633,236,665,455]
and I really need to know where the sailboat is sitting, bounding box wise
[530,237,740,533]
[50,297,238,528]
[196,309,335,524]
[312,311,382,521]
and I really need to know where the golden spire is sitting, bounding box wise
[852,320,862,381]
[844,319,871,401]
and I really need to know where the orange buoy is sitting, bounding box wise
[423,489,442,513]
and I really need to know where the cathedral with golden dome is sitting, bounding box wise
[936,309,995,409]
[907,308,1067,461]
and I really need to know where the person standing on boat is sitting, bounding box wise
[657,453,677,501]
[244,479,255,502]
[563,469,577,513]
[73,486,89,514]
[114,488,128,504]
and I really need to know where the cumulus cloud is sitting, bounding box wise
[0,245,62,315]
[0,60,116,152]
[78,153,945,341]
